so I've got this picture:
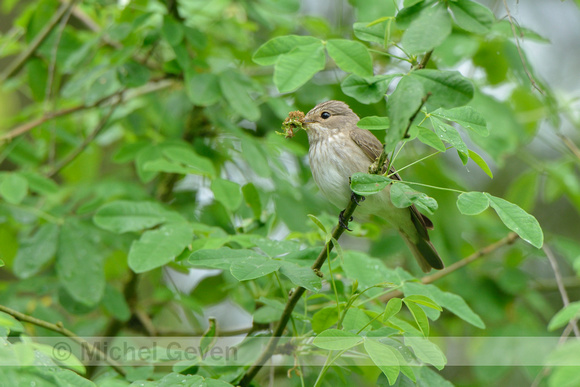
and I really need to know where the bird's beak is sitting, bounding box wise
[302,118,314,129]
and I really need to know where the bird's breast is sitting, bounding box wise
[308,130,370,208]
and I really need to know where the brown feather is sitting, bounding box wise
[349,128,434,230]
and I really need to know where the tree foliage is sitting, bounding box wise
[0,0,579,386]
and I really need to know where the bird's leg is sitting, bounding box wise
[339,210,353,231]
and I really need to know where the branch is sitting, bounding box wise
[413,50,433,70]
[239,194,362,386]
[544,244,580,338]
[0,0,78,82]
[46,96,121,178]
[380,232,520,302]
[0,303,126,376]
[0,79,174,143]
[502,0,545,95]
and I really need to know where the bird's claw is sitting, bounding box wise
[339,210,353,231]
[351,192,365,205]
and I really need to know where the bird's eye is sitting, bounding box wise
[321,112,331,119]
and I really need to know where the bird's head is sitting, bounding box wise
[303,100,360,135]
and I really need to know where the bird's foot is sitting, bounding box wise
[339,210,353,231]
[351,192,365,205]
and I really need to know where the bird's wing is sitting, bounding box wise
[349,129,434,230]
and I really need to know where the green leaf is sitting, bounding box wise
[312,306,340,334]
[93,201,168,233]
[117,61,150,88]
[0,172,28,204]
[102,285,131,322]
[485,193,544,248]
[430,116,469,162]
[13,224,59,279]
[342,74,397,105]
[0,311,24,333]
[548,301,580,331]
[405,336,447,369]
[56,220,105,306]
[162,15,184,46]
[253,238,300,257]
[211,178,242,212]
[188,247,264,270]
[200,318,217,357]
[253,35,321,65]
[383,298,403,322]
[386,75,425,149]
[456,192,489,215]
[279,261,322,292]
[326,39,373,77]
[19,172,59,195]
[364,339,400,385]
[417,126,446,152]
[357,116,390,130]
[353,20,389,45]
[404,299,430,336]
[274,42,325,93]
[26,57,48,101]
[403,282,485,328]
[162,145,216,177]
[405,295,443,311]
[449,0,495,34]
[411,70,474,109]
[468,150,493,178]
[401,3,452,54]
[230,256,281,281]
[307,214,327,234]
[185,71,221,106]
[242,183,262,219]
[128,223,193,273]
[350,173,392,196]
[431,106,489,136]
[313,329,362,350]
[390,182,438,214]
[219,71,260,121]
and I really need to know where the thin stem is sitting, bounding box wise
[502,0,544,94]
[327,250,342,329]
[398,180,466,194]
[0,303,126,376]
[239,192,363,386]
[368,49,411,63]
[386,147,451,177]
[46,98,121,178]
[1,79,174,143]
[0,1,77,82]
[544,245,580,337]
[379,232,520,302]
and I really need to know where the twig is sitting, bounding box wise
[380,232,520,302]
[413,50,432,70]
[46,96,121,178]
[0,79,174,143]
[0,1,76,82]
[502,0,545,94]
[544,245,580,338]
[0,303,126,376]
[239,194,362,386]
[557,133,580,161]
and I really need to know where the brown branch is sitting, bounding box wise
[0,303,126,376]
[239,195,363,386]
[0,1,78,82]
[0,79,174,143]
[380,232,520,302]
[46,97,121,178]
[544,245,580,338]
[557,133,580,161]
[502,0,545,95]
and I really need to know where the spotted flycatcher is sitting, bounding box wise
[303,100,444,272]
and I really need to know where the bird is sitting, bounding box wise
[302,100,444,272]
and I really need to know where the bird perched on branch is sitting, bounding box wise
[302,100,444,272]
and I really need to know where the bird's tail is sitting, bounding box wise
[400,232,444,273]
